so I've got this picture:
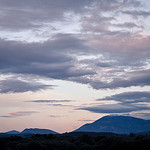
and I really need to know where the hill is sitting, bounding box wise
[5,130,20,135]
[74,115,150,134]
[0,128,58,136]
[21,128,58,134]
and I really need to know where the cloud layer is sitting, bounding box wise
[79,91,150,114]
[0,78,52,93]
[0,0,150,92]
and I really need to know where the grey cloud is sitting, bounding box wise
[0,0,141,31]
[79,59,113,68]
[98,91,150,104]
[0,78,52,93]
[49,104,74,107]
[112,22,143,29]
[80,91,150,114]
[69,76,93,85]
[0,111,38,118]
[69,69,150,90]
[89,70,150,89]
[26,100,73,103]
[0,35,95,80]
[0,9,43,31]
[0,0,93,13]
[122,10,150,18]
[80,15,114,33]
[89,33,150,63]
[78,119,95,122]
[91,0,141,11]
[0,0,93,30]
[78,90,150,114]
[78,103,150,114]
[130,112,150,120]
[0,0,150,91]
[49,115,63,118]
[96,62,113,68]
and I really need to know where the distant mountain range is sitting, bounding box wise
[1,128,58,135]
[74,115,150,134]
[1,115,150,135]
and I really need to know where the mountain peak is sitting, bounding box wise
[75,115,150,134]
[94,115,145,123]
[5,130,20,134]
[21,128,58,134]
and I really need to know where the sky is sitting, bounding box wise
[0,0,150,133]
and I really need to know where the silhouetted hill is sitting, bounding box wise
[21,128,58,134]
[74,115,150,134]
[5,130,20,134]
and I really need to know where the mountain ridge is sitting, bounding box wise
[1,128,58,135]
[5,130,20,135]
[74,115,150,134]
[2,115,150,135]
[21,128,58,134]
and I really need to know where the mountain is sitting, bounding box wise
[21,128,58,134]
[5,130,20,134]
[74,115,150,134]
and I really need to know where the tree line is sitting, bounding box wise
[0,133,150,150]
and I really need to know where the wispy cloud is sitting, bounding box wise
[79,91,150,114]
[78,118,95,122]
[49,115,64,118]
[49,104,75,107]
[0,111,38,118]
[0,78,53,93]
[112,22,143,29]
[130,112,150,120]
[0,0,150,92]
[122,10,150,18]
[78,103,150,114]
[97,91,150,104]
[26,100,73,103]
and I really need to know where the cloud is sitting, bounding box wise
[0,35,95,79]
[0,78,52,93]
[0,111,38,118]
[88,33,150,63]
[96,62,113,68]
[80,15,114,33]
[0,0,94,31]
[112,22,143,29]
[26,100,73,103]
[90,0,141,11]
[78,118,95,122]
[49,104,74,107]
[49,115,63,118]
[130,112,150,120]
[98,91,150,104]
[69,69,150,90]
[0,0,150,91]
[122,10,150,18]
[0,0,141,32]
[79,90,150,114]
[1,32,150,90]
[78,103,150,114]
[88,69,150,89]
